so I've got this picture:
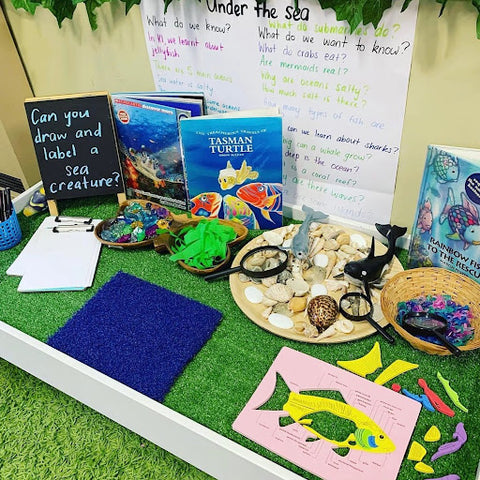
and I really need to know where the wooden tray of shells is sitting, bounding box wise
[229,223,404,343]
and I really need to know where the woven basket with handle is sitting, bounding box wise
[380,267,480,355]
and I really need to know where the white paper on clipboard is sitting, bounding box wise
[7,216,102,292]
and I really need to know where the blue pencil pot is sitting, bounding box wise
[0,210,22,251]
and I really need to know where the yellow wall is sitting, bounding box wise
[2,0,480,229]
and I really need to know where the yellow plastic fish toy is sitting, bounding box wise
[273,375,396,454]
[218,160,259,190]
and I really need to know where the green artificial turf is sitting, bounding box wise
[0,195,479,480]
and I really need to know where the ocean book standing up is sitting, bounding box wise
[179,108,283,230]
[110,92,205,210]
[408,144,480,282]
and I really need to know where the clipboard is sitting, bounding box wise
[7,216,102,292]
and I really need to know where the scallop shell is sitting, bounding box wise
[264,283,294,303]
[244,286,264,304]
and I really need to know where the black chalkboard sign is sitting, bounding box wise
[24,92,125,208]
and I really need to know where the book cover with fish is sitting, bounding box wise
[179,108,283,230]
[233,347,420,480]
[111,94,194,210]
[408,144,480,283]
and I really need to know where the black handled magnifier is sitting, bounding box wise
[402,311,461,356]
[339,291,395,344]
[204,245,289,282]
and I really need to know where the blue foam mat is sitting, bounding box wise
[47,271,222,401]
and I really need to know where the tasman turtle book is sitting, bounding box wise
[179,108,283,230]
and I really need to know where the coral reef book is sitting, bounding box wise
[111,93,204,210]
[408,144,480,282]
[179,108,283,230]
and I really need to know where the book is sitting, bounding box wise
[110,93,204,210]
[179,108,283,230]
[408,144,480,282]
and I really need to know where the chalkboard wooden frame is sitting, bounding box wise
[24,92,126,215]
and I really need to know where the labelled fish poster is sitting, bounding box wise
[110,94,191,210]
[233,346,421,480]
[408,144,480,283]
[179,109,283,229]
[140,0,418,225]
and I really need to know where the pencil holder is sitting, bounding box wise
[0,210,22,251]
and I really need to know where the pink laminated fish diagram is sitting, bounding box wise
[233,347,421,480]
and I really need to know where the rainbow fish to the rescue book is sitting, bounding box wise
[259,373,396,455]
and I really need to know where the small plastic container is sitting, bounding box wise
[0,210,22,251]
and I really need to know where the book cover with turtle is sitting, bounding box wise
[408,144,480,283]
[111,94,197,210]
[179,108,283,230]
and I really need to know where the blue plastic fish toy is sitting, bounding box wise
[292,205,329,260]
[344,223,407,287]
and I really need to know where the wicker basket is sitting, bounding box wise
[380,267,480,355]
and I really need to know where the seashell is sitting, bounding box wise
[331,258,347,278]
[294,322,306,333]
[339,244,358,255]
[263,230,284,246]
[312,253,329,268]
[262,297,278,307]
[324,238,340,251]
[304,322,319,338]
[325,250,337,278]
[324,279,349,293]
[289,296,308,313]
[277,269,293,284]
[286,277,310,296]
[238,273,251,282]
[310,283,328,297]
[264,257,281,271]
[282,238,293,249]
[334,319,354,334]
[307,295,339,333]
[350,233,368,250]
[317,324,338,339]
[309,236,325,257]
[261,306,273,319]
[261,275,278,288]
[265,283,294,303]
[244,286,264,304]
[272,302,292,316]
[248,252,267,266]
[268,313,294,329]
[303,265,326,284]
[323,227,343,240]
[336,233,350,246]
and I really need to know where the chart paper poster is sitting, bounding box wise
[140,0,418,224]
[233,347,421,480]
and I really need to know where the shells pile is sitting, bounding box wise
[240,222,393,340]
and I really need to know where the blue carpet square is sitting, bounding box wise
[47,271,222,401]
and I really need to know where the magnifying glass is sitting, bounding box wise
[204,246,289,282]
[401,311,461,356]
[339,291,395,344]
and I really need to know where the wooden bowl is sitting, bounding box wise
[380,267,480,355]
[154,218,248,275]
[95,199,177,249]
